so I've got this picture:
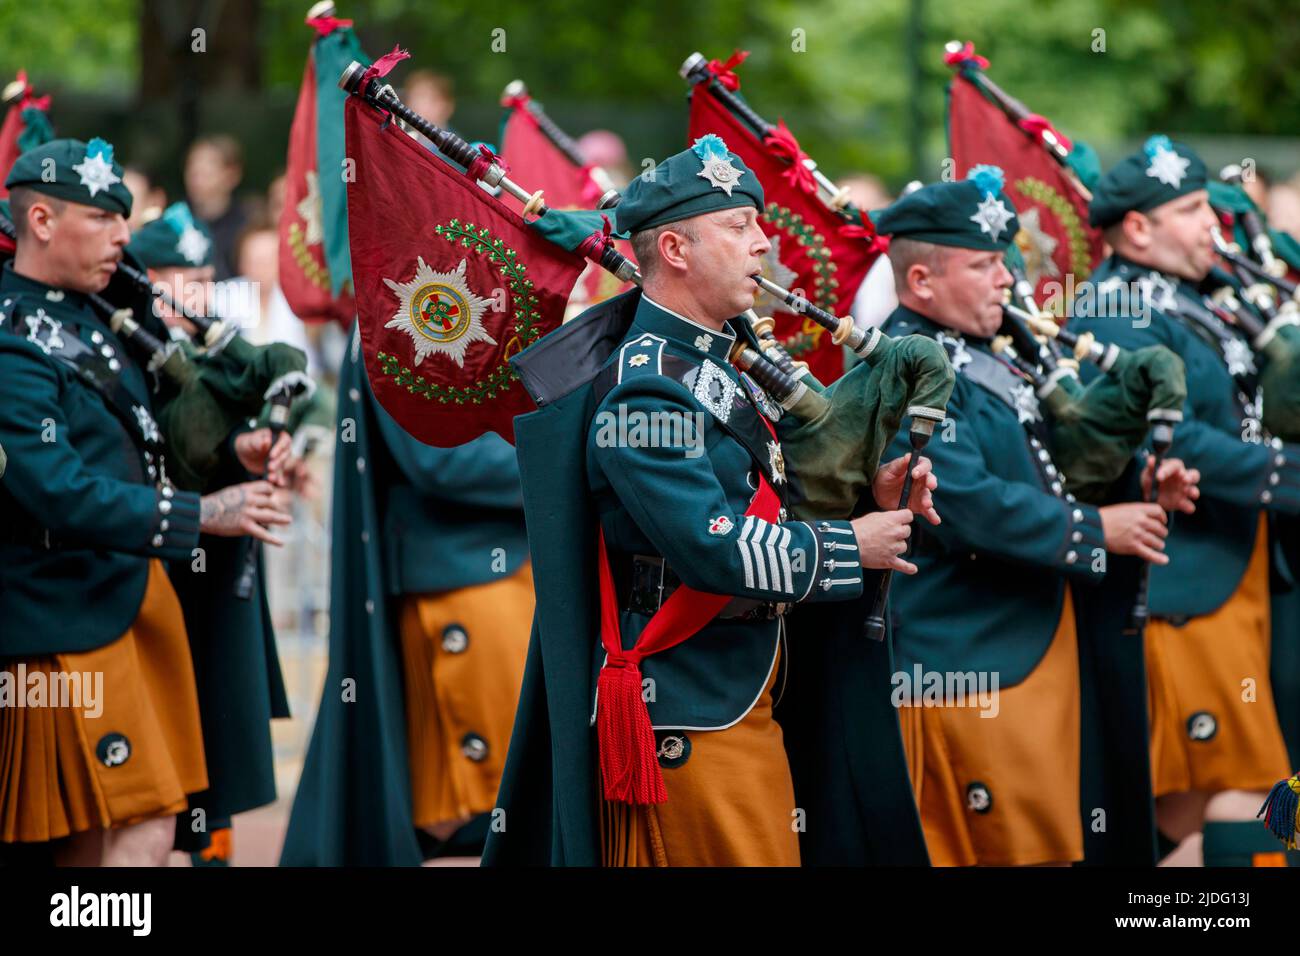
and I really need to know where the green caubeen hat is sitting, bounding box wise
[1088,135,1207,228]
[127,201,214,269]
[874,165,1020,251]
[615,133,764,234]
[4,137,132,217]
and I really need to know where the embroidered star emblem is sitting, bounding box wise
[296,169,325,247]
[72,141,122,199]
[767,440,787,484]
[24,309,64,355]
[176,224,211,266]
[1224,337,1255,378]
[382,257,496,368]
[1146,144,1190,189]
[694,333,714,352]
[1015,208,1060,285]
[1010,381,1041,424]
[132,405,161,444]
[970,194,1015,242]
[936,331,972,372]
[628,353,650,368]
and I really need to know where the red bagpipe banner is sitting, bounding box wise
[498,91,636,308]
[0,70,53,204]
[278,15,362,325]
[946,44,1104,302]
[345,96,585,447]
[687,53,883,384]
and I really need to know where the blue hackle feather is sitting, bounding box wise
[692,134,731,163]
[1143,134,1173,160]
[85,137,114,163]
[161,201,195,237]
[967,164,1004,198]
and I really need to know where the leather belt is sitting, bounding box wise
[617,552,786,621]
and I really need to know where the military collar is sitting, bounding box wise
[887,304,994,357]
[637,294,737,362]
[0,262,96,315]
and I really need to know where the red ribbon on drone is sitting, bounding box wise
[465,143,508,185]
[305,13,353,36]
[839,222,890,255]
[576,214,615,261]
[360,45,411,85]
[943,41,989,70]
[706,49,750,91]
[1018,113,1074,153]
[763,119,818,196]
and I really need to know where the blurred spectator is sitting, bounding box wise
[266,171,287,227]
[228,223,316,373]
[122,164,167,233]
[577,129,633,189]
[1269,179,1300,238]
[1243,166,1271,211]
[838,172,893,212]
[401,71,456,151]
[185,134,249,280]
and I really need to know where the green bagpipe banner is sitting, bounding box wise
[945,43,1104,304]
[686,51,884,385]
[344,93,586,447]
[277,13,365,324]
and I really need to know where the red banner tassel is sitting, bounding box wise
[943,41,989,70]
[576,214,614,260]
[763,119,818,195]
[706,49,750,91]
[1018,114,1073,153]
[305,14,353,36]
[360,45,410,85]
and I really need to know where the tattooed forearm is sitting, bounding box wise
[200,485,248,534]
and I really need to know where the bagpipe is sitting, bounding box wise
[993,302,1186,631]
[996,302,1187,505]
[339,56,954,637]
[1198,221,1300,444]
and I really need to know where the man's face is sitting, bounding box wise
[678,206,772,321]
[912,247,1012,338]
[1127,190,1219,281]
[184,144,240,206]
[30,200,129,294]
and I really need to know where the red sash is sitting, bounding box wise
[595,415,783,805]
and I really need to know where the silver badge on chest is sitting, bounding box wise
[693,359,737,424]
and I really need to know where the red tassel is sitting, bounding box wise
[596,658,666,805]
[1018,114,1073,153]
